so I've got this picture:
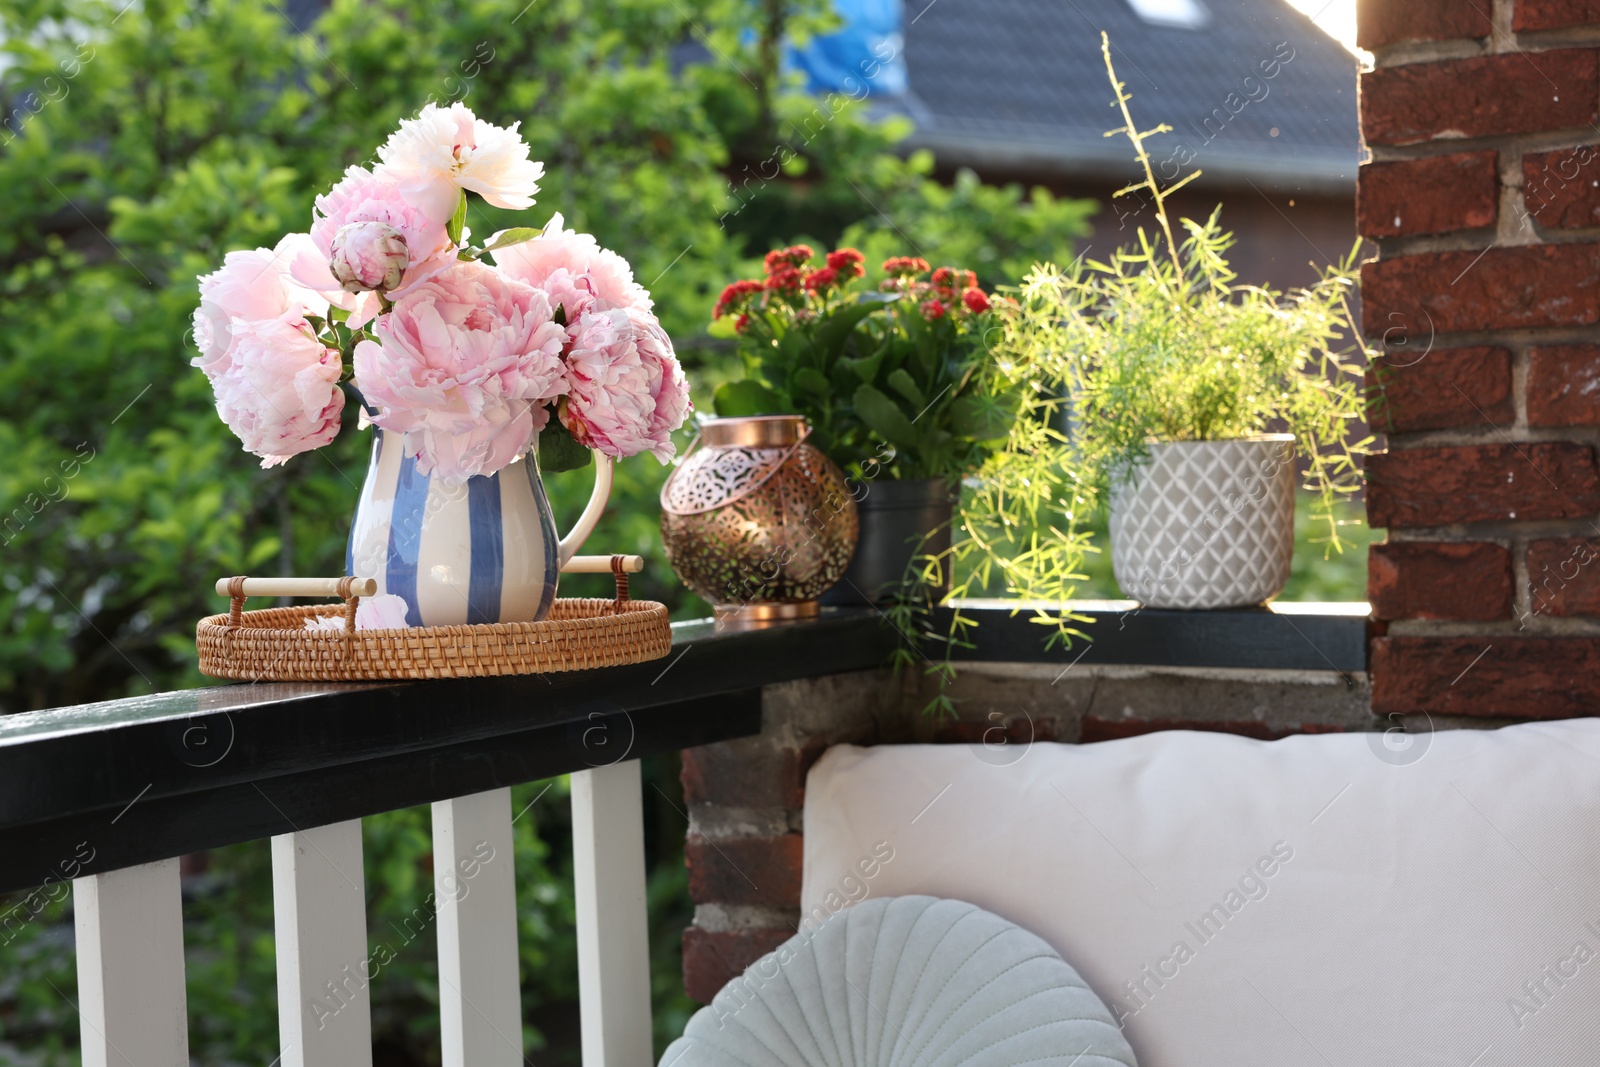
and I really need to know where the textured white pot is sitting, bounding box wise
[1108,435,1296,609]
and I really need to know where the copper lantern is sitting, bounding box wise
[660,415,859,627]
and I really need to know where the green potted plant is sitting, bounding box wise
[1043,37,1370,609]
[708,245,1016,604]
[895,34,1374,714]
[950,33,1369,611]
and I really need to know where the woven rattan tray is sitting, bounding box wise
[197,565,671,682]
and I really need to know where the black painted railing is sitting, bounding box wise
[0,601,1365,1067]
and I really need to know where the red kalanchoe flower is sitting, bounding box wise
[826,248,866,278]
[961,287,991,314]
[804,266,840,291]
[713,278,765,319]
[882,256,930,278]
[735,313,751,333]
[931,266,957,289]
[766,267,804,293]
[764,245,816,275]
[920,299,947,320]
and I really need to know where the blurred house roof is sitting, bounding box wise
[882,0,1360,195]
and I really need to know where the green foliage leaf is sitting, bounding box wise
[713,380,787,416]
[809,299,884,356]
[538,417,593,473]
[853,384,921,449]
[446,190,468,246]
[885,368,924,409]
[790,367,830,397]
[835,350,887,389]
[483,227,541,252]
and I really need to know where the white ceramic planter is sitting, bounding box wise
[1108,435,1296,609]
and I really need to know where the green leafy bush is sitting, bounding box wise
[0,0,1094,1059]
[0,0,1094,710]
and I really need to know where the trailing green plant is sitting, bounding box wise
[891,32,1374,716]
[708,248,1019,482]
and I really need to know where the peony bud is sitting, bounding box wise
[329,221,409,293]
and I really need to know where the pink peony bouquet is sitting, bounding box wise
[192,103,691,481]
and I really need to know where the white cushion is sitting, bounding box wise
[662,895,1138,1066]
[801,720,1600,1067]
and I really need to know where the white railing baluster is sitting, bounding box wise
[73,858,189,1067]
[572,760,654,1067]
[272,819,373,1067]
[433,787,522,1067]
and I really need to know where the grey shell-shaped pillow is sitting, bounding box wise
[662,895,1137,1067]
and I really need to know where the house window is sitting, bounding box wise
[1125,0,1210,30]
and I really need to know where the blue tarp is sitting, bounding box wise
[787,0,908,97]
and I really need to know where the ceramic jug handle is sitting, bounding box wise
[557,449,613,567]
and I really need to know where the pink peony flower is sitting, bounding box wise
[353,261,568,481]
[374,102,544,223]
[536,267,599,326]
[192,234,330,380]
[404,404,546,483]
[490,212,651,323]
[208,318,344,467]
[308,167,455,290]
[330,221,409,293]
[561,306,691,464]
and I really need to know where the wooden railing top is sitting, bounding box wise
[0,602,1366,894]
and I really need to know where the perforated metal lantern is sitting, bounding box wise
[660,415,858,626]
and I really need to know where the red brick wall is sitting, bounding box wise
[1360,0,1600,714]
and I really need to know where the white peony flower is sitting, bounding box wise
[374,102,545,224]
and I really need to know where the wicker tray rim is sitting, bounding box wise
[196,597,672,681]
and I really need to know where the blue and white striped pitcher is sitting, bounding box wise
[345,429,612,627]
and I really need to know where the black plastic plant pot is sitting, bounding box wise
[821,477,957,606]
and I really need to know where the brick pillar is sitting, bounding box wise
[1360,0,1600,715]
[678,671,892,1003]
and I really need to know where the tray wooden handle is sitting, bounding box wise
[217,575,375,632]
[213,577,379,599]
[561,554,643,574]
[212,559,640,598]
[216,555,644,632]
[567,554,641,609]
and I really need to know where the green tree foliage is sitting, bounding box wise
[0,0,1092,1059]
[0,0,1092,711]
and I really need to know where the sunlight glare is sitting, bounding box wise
[1283,0,1361,57]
